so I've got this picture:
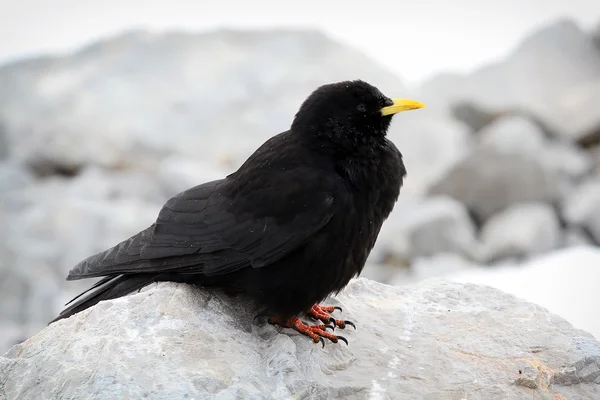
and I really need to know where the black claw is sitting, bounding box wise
[345,320,356,330]
[323,324,335,331]
[334,306,343,312]
[336,335,348,345]
[319,337,325,348]
[330,319,337,328]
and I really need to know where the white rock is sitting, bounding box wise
[480,202,561,262]
[2,278,600,399]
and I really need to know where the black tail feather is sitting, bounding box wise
[50,274,158,324]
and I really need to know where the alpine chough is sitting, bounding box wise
[51,80,425,346]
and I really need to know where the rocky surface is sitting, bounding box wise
[2,278,600,400]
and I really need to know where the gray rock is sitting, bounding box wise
[478,115,546,154]
[428,148,560,222]
[450,101,497,132]
[374,196,481,264]
[561,178,600,243]
[539,142,595,183]
[562,228,594,248]
[2,279,600,399]
[551,77,600,147]
[480,202,561,262]
[476,114,594,184]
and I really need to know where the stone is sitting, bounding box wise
[476,114,594,185]
[561,178,600,244]
[562,228,595,248]
[551,77,600,147]
[480,202,561,262]
[450,246,600,341]
[539,142,595,183]
[428,148,560,222]
[450,101,497,132]
[372,196,481,264]
[2,278,600,399]
[477,115,546,155]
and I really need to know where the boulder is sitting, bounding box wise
[475,114,594,184]
[428,148,560,222]
[450,101,497,132]
[480,202,561,262]
[371,196,481,265]
[2,279,600,399]
[561,178,600,244]
[477,115,546,155]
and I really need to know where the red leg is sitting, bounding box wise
[307,304,356,330]
[268,316,348,347]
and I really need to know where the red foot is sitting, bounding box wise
[308,304,356,330]
[268,316,348,347]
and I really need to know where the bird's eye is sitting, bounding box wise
[356,104,367,112]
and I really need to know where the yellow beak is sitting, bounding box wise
[380,98,426,116]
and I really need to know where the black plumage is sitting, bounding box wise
[52,80,424,344]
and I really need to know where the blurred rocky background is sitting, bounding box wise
[1,15,600,354]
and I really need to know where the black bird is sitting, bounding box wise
[51,80,424,346]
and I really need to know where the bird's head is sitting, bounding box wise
[291,80,425,142]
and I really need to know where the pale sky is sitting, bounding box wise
[1,0,599,84]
